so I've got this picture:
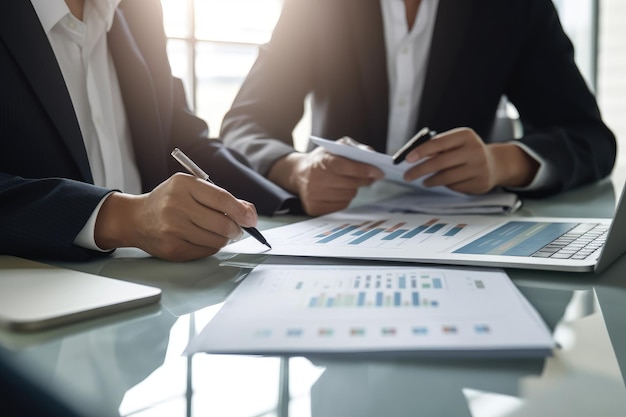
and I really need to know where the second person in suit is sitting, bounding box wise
[220,0,616,216]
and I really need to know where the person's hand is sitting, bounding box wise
[269,144,384,216]
[402,127,538,194]
[94,173,258,261]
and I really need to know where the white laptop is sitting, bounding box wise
[223,184,626,273]
[0,256,161,331]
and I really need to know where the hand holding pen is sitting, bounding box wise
[171,148,272,249]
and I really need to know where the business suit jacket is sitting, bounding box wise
[0,0,295,261]
[221,0,616,195]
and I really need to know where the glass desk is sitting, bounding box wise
[1,178,625,417]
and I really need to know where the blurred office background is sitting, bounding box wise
[160,0,626,179]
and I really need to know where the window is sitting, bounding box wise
[598,0,626,184]
[553,0,598,92]
[160,0,282,137]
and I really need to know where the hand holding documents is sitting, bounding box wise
[185,264,554,357]
[310,135,520,214]
[311,135,450,193]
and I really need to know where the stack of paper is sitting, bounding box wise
[367,191,522,215]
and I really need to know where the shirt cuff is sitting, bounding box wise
[506,141,557,192]
[73,192,115,252]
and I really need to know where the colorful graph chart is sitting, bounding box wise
[294,271,446,309]
[314,218,469,247]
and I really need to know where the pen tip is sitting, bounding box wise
[265,242,272,249]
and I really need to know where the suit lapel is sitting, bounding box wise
[347,0,389,152]
[417,0,472,129]
[0,1,93,182]
[347,0,471,149]
[108,7,168,192]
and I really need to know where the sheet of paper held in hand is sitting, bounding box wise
[185,264,554,357]
[310,135,521,215]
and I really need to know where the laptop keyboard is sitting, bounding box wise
[531,223,608,260]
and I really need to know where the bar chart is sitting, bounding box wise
[300,270,445,309]
[313,217,469,247]
[188,264,555,357]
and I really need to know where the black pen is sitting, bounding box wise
[392,127,437,165]
[171,148,272,249]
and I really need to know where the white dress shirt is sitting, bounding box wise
[381,0,439,155]
[379,0,553,189]
[31,0,142,250]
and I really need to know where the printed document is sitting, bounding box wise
[185,264,554,357]
[222,205,518,263]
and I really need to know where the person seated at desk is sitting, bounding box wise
[0,0,295,262]
[220,0,617,217]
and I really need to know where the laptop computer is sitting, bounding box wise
[222,183,626,273]
[0,256,161,331]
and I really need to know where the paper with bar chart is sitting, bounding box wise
[185,264,554,357]
[222,205,513,264]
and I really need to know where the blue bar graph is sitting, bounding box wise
[401,225,428,238]
[304,269,445,309]
[444,224,466,237]
[305,289,438,309]
[318,225,360,243]
[399,276,406,289]
[314,216,461,246]
[349,228,385,245]
[412,292,420,306]
[382,229,410,240]
[425,223,446,234]
[357,292,366,306]
[316,224,349,238]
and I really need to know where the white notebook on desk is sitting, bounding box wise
[0,256,161,331]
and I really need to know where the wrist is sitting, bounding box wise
[268,152,305,194]
[490,143,539,188]
[94,192,140,250]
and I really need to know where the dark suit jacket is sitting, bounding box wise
[0,0,295,261]
[221,0,616,195]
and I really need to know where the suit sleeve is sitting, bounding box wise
[168,77,301,216]
[0,174,114,261]
[220,0,319,176]
[506,0,616,196]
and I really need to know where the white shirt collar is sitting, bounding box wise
[30,0,69,34]
[30,0,121,33]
